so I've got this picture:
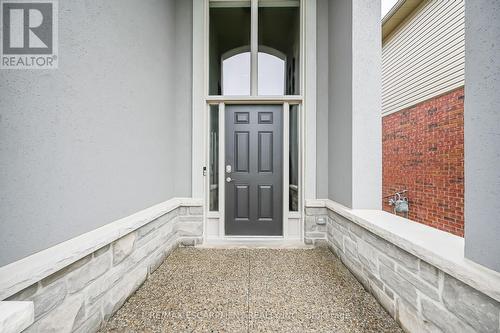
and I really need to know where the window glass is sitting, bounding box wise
[209,105,219,211]
[209,3,251,95]
[289,105,299,211]
[223,52,251,95]
[258,51,285,95]
[259,1,300,95]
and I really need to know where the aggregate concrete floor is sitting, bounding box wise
[101,247,403,333]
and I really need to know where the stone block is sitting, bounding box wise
[136,218,163,239]
[72,300,86,330]
[73,311,102,333]
[378,254,396,271]
[136,210,176,240]
[94,244,110,257]
[330,231,344,252]
[370,284,396,318]
[305,215,316,230]
[112,232,136,265]
[342,255,369,290]
[102,266,148,320]
[177,206,188,216]
[397,298,440,333]
[330,221,347,237]
[182,237,202,246]
[130,234,163,265]
[419,260,440,287]
[330,212,351,230]
[149,251,166,274]
[326,223,334,237]
[379,265,417,307]
[176,221,203,237]
[364,232,419,273]
[188,206,203,216]
[176,215,203,223]
[305,207,327,216]
[366,270,384,291]
[327,243,342,258]
[41,255,92,287]
[85,268,124,307]
[26,294,83,333]
[442,274,500,332]
[67,251,111,293]
[136,221,174,249]
[305,231,327,239]
[384,286,395,300]
[357,240,378,274]
[343,237,358,259]
[348,222,365,239]
[6,283,38,301]
[180,238,197,247]
[396,265,440,301]
[31,280,67,320]
[85,241,153,308]
[421,298,475,333]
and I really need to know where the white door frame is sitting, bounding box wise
[192,0,317,243]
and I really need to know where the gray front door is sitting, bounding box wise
[225,105,283,236]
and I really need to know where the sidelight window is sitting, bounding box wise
[209,105,219,211]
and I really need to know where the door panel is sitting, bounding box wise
[234,132,250,172]
[258,132,274,172]
[225,105,283,236]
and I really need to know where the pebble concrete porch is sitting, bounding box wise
[100,247,402,332]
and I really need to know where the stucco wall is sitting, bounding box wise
[326,0,382,209]
[327,0,353,207]
[316,0,329,199]
[174,0,193,196]
[464,0,500,272]
[0,0,193,266]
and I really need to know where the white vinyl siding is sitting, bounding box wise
[382,0,465,115]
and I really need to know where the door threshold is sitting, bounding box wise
[199,238,310,249]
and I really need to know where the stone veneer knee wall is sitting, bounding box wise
[322,209,500,333]
[5,205,203,333]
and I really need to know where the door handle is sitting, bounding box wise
[226,177,233,183]
[226,165,232,173]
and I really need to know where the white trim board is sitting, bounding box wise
[0,198,202,301]
[306,199,500,303]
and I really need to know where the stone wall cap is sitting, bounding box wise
[307,199,500,302]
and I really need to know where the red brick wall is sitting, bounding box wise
[382,87,465,237]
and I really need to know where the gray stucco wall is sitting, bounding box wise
[324,0,381,209]
[327,0,353,207]
[0,0,193,266]
[316,0,329,199]
[174,0,193,196]
[464,0,500,272]
[351,0,382,209]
